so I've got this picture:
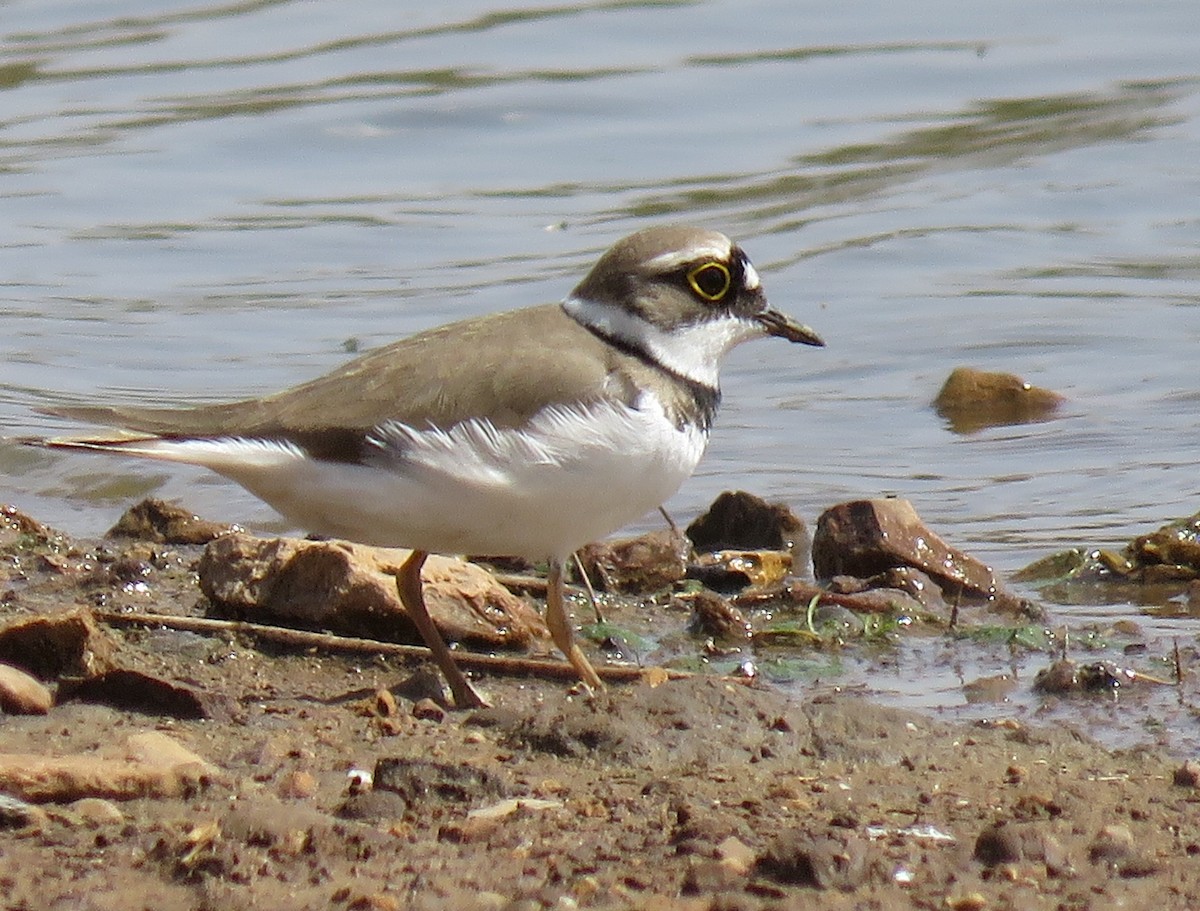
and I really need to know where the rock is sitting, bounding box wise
[278,770,319,800]
[1088,824,1135,865]
[577,529,689,593]
[0,504,63,549]
[811,498,1001,602]
[0,607,119,680]
[1173,760,1200,787]
[69,797,125,827]
[372,757,506,806]
[0,793,46,830]
[681,858,745,894]
[412,697,446,723]
[0,731,217,802]
[107,497,233,544]
[874,566,948,612]
[974,822,1023,866]
[686,590,752,643]
[123,730,219,775]
[198,532,546,649]
[687,550,792,592]
[0,662,53,714]
[934,366,1064,433]
[687,490,809,555]
[57,668,231,720]
[755,829,868,889]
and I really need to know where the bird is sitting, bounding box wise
[27,225,824,708]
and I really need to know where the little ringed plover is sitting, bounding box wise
[28,225,824,708]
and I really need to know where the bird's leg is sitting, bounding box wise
[396,549,489,709]
[545,557,605,692]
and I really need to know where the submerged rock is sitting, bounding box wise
[1017,510,1200,603]
[934,366,1064,433]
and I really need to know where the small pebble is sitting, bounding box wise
[1089,824,1135,865]
[1174,760,1200,788]
[70,798,125,827]
[279,769,319,800]
[412,697,446,722]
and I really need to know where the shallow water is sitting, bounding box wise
[2,1,1200,747]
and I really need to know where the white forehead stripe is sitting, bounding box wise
[742,260,760,290]
[644,237,733,271]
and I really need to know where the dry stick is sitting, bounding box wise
[93,610,690,684]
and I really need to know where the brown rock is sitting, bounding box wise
[755,829,868,889]
[123,731,218,775]
[1174,760,1200,787]
[577,529,689,593]
[198,532,546,649]
[278,770,319,800]
[57,668,229,720]
[372,757,506,806]
[0,504,62,549]
[0,662,53,715]
[412,697,446,723]
[812,498,1000,600]
[687,590,752,643]
[107,497,233,544]
[0,607,119,680]
[1088,824,1135,865]
[687,490,809,554]
[934,366,1064,433]
[68,797,125,827]
[974,822,1023,866]
[0,731,216,803]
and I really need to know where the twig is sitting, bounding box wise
[93,609,690,685]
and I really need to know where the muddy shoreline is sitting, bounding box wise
[3,507,1200,910]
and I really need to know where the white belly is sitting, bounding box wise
[180,397,707,560]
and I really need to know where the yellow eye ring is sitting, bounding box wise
[686,262,732,302]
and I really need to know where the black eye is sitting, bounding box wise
[686,262,732,302]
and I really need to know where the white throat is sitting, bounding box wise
[563,294,764,389]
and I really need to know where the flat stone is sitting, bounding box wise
[0,731,217,803]
[0,662,53,714]
[198,532,546,649]
[58,668,231,720]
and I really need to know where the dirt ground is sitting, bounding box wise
[4,514,1200,911]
